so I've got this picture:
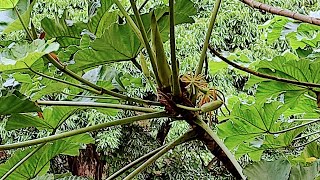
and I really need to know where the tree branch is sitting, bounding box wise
[208,46,320,88]
[239,0,320,26]
[0,112,167,151]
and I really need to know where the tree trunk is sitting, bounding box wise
[68,144,105,180]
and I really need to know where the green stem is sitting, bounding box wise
[28,65,100,94]
[293,130,320,141]
[37,100,160,113]
[45,54,161,106]
[128,0,162,87]
[62,92,120,100]
[107,145,165,180]
[176,104,201,111]
[123,130,197,180]
[195,0,222,75]
[0,143,46,180]
[270,119,320,134]
[193,117,245,179]
[169,0,181,96]
[14,6,33,40]
[0,112,167,151]
[209,46,320,88]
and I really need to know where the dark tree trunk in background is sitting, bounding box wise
[68,144,105,180]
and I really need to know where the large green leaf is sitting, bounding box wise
[0,90,40,115]
[0,39,59,72]
[87,0,115,37]
[244,159,291,180]
[0,0,19,10]
[247,56,320,108]
[0,134,94,180]
[44,0,196,72]
[2,0,35,34]
[217,101,307,160]
[41,16,86,48]
[71,23,140,71]
[6,106,78,131]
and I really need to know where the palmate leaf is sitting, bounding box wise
[246,56,320,108]
[6,106,78,131]
[234,126,304,161]
[0,90,40,115]
[41,0,115,47]
[70,22,140,71]
[217,101,307,160]
[0,134,94,180]
[0,39,59,72]
[43,0,196,72]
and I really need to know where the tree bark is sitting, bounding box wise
[68,144,105,180]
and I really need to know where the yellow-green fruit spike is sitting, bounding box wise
[140,54,150,78]
[200,100,223,112]
[151,11,172,89]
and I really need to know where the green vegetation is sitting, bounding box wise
[0,0,319,179]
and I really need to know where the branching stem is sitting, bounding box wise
[37,100,160,113]
[0,112,167,150]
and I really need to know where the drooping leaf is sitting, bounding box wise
[0,39,59,72]
[6,106,78,131]
[0,90,40,115]
[0,135,93,180]
[244,159,291,180]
